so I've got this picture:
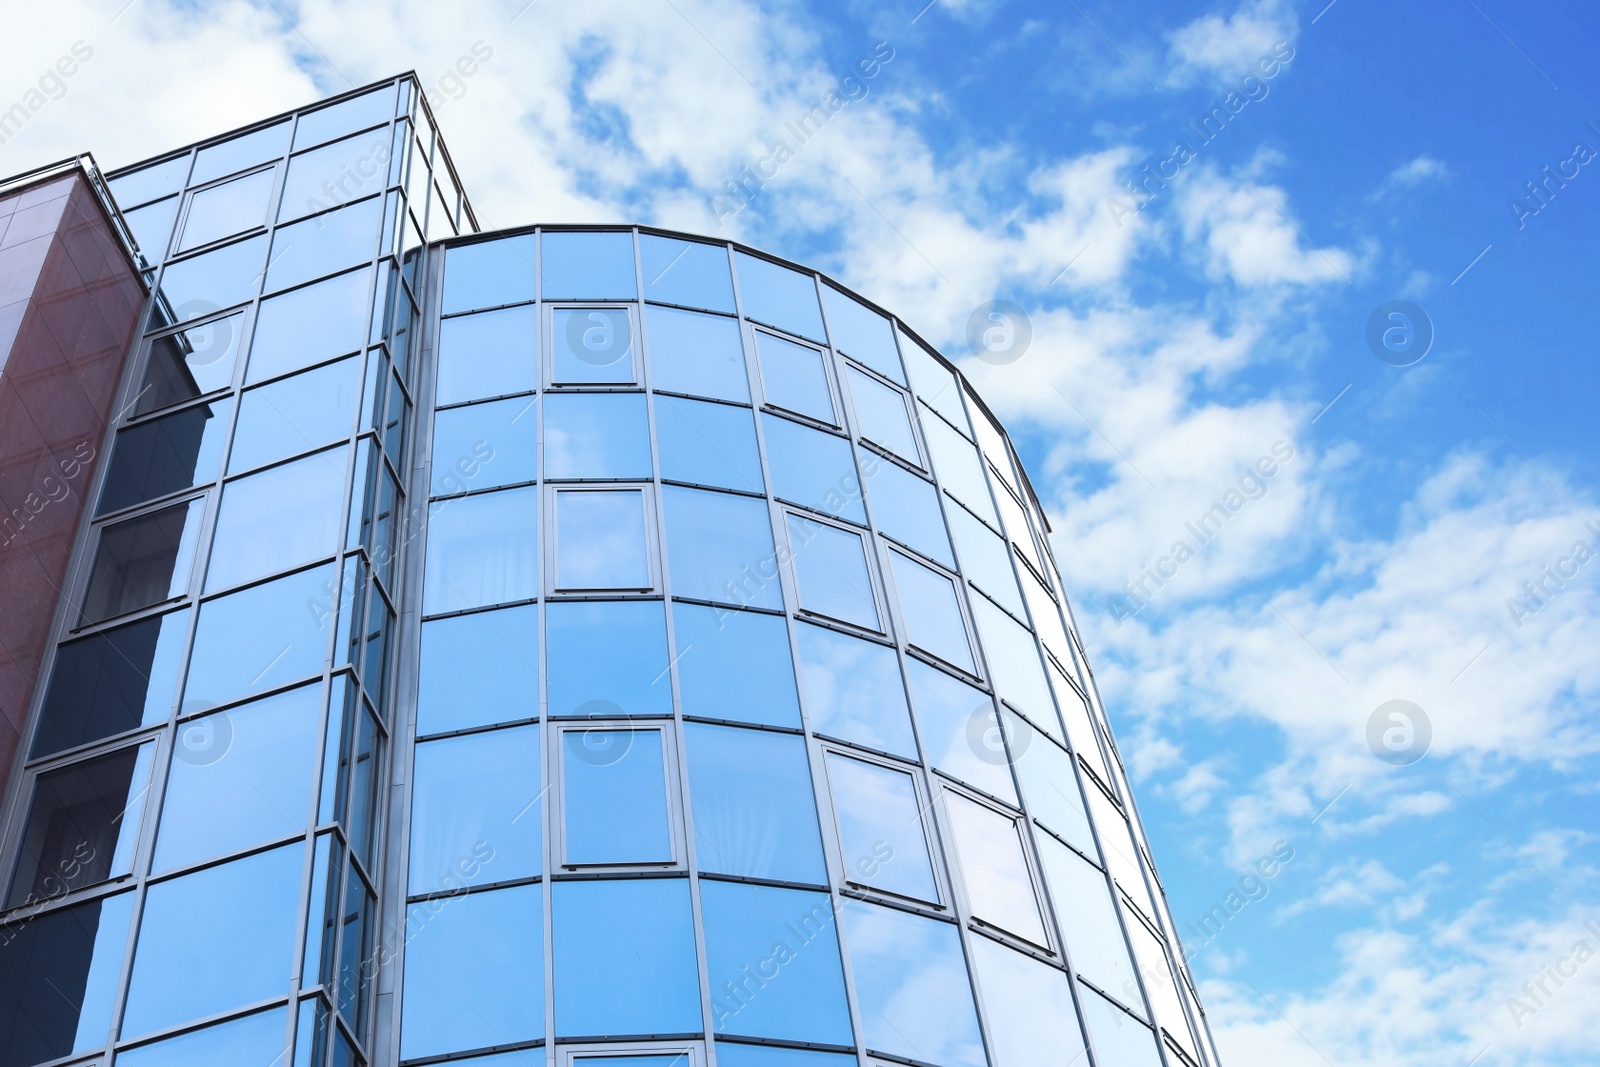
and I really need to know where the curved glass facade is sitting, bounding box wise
[0,76,1219,1067]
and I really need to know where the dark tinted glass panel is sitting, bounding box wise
[117,1006,288,1066]
[555,489,651,591]
[542,231,637,300]
[943,793,1046,944]
[793,622,914,758]
[32,608,189,758]
[756,332,833,424]
[543,392,651,479]
[701,881,851,1043]
[441,234,538,314]
[1078,988,1162,1067]
[733,253,824,343]
[822,285,903,384]
[108,156,189,209]
[862,456,953,568]
[177,169,275,252]
[431,396,538,495]
[552,879,699,1037]
[422,486,539,614]
[0,892,133,1066]
[246,267,372,384]
[562,727,672,865]
[545,600,671,718]
[153,234,266,321]
[786,516,879,631]
[123,196,178,261]
[825,752,937,902]
[888,551,973,672]
[685,723,824,882]
[845,367,917,462]
[133,313,244,416]
[654,395,762,492]
[436,304,539,404]
[184,563,334,710]
[6,744,151,908]
[98,396,233,515]
[228,356,361,473]
[410,726,542,891]
[761,415,865,525]
[640,233,735,312]
[417,604,539,735]
[191,120,291,186]
[967,935,1087,1067]
[672,603,799,727]
[205,446,348,592]
[907,661,1016,803]
[266,195,382,292]
[644,304,748,401]
[279,127,393,222]
[295,85,394,150]
[153,684,322,872]
[80,498,202,624]
[660,486,782,610]
[552,307,635,385]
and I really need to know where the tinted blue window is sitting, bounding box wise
[192,121,291,186]
[946,503,1023,617]
[115,1006,288,1067]
[825,752,938,902]
[793,622,915,758]
[441,234,538,314]
[786,516,880,631]
[888,550,974,673]
[246,267,371,384]
[672,603,799,728]
[967,597,1053,726]
[108,155,190,209]
[431,395,538,495]
[79,499,202,625]
[903,338,969,434]
[552,307,636,385]
[542,231,637,300]
[555,489,652,591]
[907,661,1017,804]
[436,304,539,404]
[685,723,824,882]
[422,486,539,614]
[756,332,833,424]
[1034,836,1138,1002]
[714,1045,855,1067]
[967,935,1088,1067]
[734,253,824,343]
[1003,713,1091,854]
[543,392,652,479]
[123,196,179,261]
[845,367,917,462]
[293,85,394,150]
[33,608,189,758]
[822,285,904,384]
[862,454,953,568]
[922,415,997,527]
[206,445,348,591]
[417,604,539,734]
[660,487,782,610]
[761,415,865,525]
[839,900,986,1067]
[701,881,852,1043]
[410,726,542,891]
[99,395,234,514]
[178,169,275,252]
[400,883,544,1059]
[645,305,748,401]
[134,313,244,417]
[641,234,735,313]
[562,727,672,865]
[266,195,381,292]
[552,879,700,1037]
[155,234,266,320]
[229,356,359,473]
[1079,988,1162,1067]
[184,564,333,710]
[278,128,393,224]
[545,600,672,718]
[655,395,762,492]
[0,891,133,1064]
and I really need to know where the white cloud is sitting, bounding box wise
[1176,165,1356,285]
[1167,0,1297,85]
[1371,154,1451,199]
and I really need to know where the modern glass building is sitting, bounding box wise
[0,75,1221,1067]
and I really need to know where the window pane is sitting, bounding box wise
[756,332,833,424]
[423,486,539,614]
[968,597,1053,726]
[825,753,937,902]
[152,684,321,873]
[121,842,303,1038]
[845,367,916,462]
[133,313,245,416]
[543,392,651,479]
[555,489,651,591]
[80,498,202,624]
[654,395,762,492]
[411,725,542,891]
[294,85,394,150]
[108,155,190,209]
[903,336,968,434]
[206,446,348,592]
[946,505,1023,617]
[786,516,878,631]
[861,455,953,568]
[641,234,735,313]
[436,304,539,403]
[966,936,1086,1067]
[6,744,152,908]
[672,603,798,728]
[178,169,274,252]
[229,356,360,473]
[923,416,997,526]
[944,792,1046,944]
[117,1006,288,1066]
[552,307,635,384]
[888,551,973,672]
[761,415,865,525]
[417,604,539,734]
[431,395,538,495]
[0,892,133,1064]
[839,900,986,1067]
[660,486,781,610]
[906,660,1016,804]
[793,622,914,758]
[280,127,393,222]
[123,196,178,262]
[716,1047,854,1067]
[184,563,334,709]
[1003,711,1094,857]
[153,234,265,321]
[266,195,381,292]
[702,881,852,1043]
[552,879,699,1037]
[734,253,824,343]
[99,396,234,515]
[32,608,188,758]
[192,121,291,186]
[1078,988,1162,1067]
[441,234,538,314]
[1126,917,1195,1058]
[1034,836,1140,1009]
[545,600,671,718]
[562,727,672,865]
[400,883,544,1060]
[246,267,372,384]
[643,304,748,402]
[685,723,824,882]
[822,286,903,384]
[542,231,637,300]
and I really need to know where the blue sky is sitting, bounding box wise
[3,0,1596,1062]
